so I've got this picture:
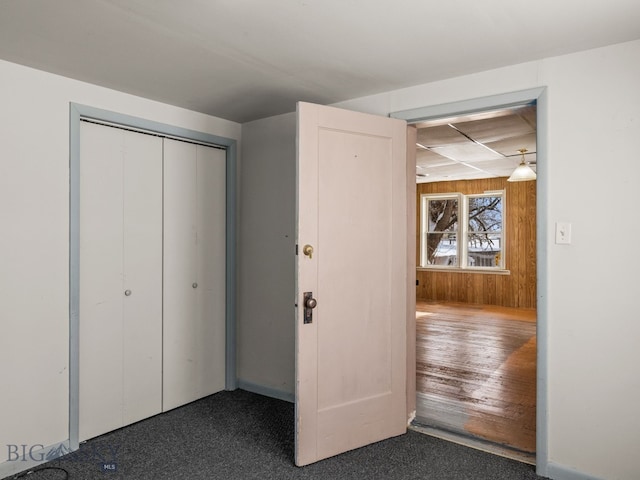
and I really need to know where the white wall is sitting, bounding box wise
[0,59,240,466]
[334,39,640,480]
[238,113,296,400]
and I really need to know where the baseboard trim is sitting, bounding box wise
[0,440,71,480]
[237,380,294,403]
[546,462,604,480]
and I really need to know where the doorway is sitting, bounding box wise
[393,91,543,464]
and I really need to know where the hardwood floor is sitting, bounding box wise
[415,301,536,456]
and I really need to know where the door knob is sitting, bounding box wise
[124,290,132,296]
[302,244,314,259]
[192,283,198,289]
[305,296,317,309]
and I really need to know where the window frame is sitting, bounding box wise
[419,190,507,273]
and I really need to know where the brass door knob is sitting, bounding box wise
[303,244,314,259]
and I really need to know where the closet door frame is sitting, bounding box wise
[68,103,238,451]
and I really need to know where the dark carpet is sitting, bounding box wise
[18,390,548,479]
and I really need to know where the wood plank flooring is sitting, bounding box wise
[415,301,536,455]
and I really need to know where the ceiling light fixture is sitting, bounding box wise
[507,148,537,182]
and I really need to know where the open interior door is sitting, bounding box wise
[295,102,408,466]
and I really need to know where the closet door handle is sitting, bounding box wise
[124,290,132,296]
[192,283,198,289]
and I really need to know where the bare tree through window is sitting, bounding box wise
[421,193,504,268]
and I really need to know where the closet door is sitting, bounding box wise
[163,139,226,411]
[79,121,163,441]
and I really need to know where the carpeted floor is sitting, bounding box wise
[15,390,548,479]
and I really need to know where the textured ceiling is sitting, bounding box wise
[1,1,639,123]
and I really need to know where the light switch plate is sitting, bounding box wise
[555,222,572,244]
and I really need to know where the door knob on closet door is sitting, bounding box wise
[124,290,132,296]
[192,283,198,289]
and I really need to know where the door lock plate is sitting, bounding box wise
[303,292,317,324]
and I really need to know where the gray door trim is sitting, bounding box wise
[390,86,549,477]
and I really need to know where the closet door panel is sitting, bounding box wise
[163,140,226,410]
[80,122,163,441]
[122,130,163,425]
[163,139,199,411]
[79,122,125,441]
[195,145,227,396]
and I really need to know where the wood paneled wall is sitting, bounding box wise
[416,177,536,309]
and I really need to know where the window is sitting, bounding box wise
[420,191,505,270]
[421,195,460,267]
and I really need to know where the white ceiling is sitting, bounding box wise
[1,1,639,123]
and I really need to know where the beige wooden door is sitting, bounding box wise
[79,121,163,441]
[163,139,226,411]
[295,102,408,466]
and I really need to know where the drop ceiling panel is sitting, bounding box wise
[485,133,537,157]
[420,162,483,177]
[417,170,494,183]
[518,105,537,129]
[416,125,468,147]
[453,114,534,143]
[470,157,525,171]
[430,142,503,163]
[486,154,536,170]
[416,149,456,168]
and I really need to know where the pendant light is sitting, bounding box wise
[507,148,537,182]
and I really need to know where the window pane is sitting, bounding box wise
[467,233,502,267]
[468,196,502,232]
[426,232,457,266]
[428,199,458,232]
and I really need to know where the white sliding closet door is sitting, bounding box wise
[79,121,163,441]
[163,139,226,411]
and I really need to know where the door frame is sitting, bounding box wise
[68,103,238,451]
[391,86,549,477]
